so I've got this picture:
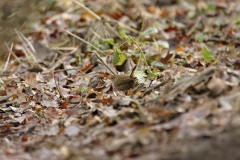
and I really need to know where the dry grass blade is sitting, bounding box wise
[88,19,121,42]
[63,29,117,75]
[128,37,149,69]
[4,42,21,64]
[15,29,38,64]
[54,76,67,101]
[72,0,101,20]
[72,0,139,36]
[131,98,147,122]
[3,43,13,72]
[187,17,202,36]
[63,29,106,56]
[93,51,117,75]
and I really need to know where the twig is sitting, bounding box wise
[50,47,78,51]
[15,29,39,64]
[187,17,202,36]
[63,29,117,75]
[4,42,21,63]
[52,67,82,73]
[89,29,105,41]
[129,65,137,78]
[54,76,67,101]
[93,51,117,75]
[72,0,101,20]
[63,29,106,56]
[128,37,149,69]
[22,82,55,97]
[47,5,80,22]
[103,19,122,39]
[72,0,139,34]
[131,98,147,122]
[3,43,13,72]
[138,78,170,98]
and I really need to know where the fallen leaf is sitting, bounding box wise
[64,124,80,137]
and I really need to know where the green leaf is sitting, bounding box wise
[118,25,129,39]
[113,48,127,66]
[146,69,160,80]
[206,3,216,12]
[93,40,110,50]
[81,87,88,93]
[232,17,240,24]
[141,27,158,36]
[103,38,114,45]
[201,46,214,63]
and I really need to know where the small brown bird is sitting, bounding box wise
[110,66,138,91]
[111,75,138,91]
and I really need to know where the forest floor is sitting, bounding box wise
[1,0,240,159]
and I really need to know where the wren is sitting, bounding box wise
[110,65,138,91]
[111,75,138,91]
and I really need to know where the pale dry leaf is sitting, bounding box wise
[24,72,38,88]
[64,124,80,137]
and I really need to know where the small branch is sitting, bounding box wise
[187,17,202,36]
[4,42,21,63]
[47,5,80,22]
[72,0,139,34]
[131,98,147,122]
[54,76,67,101]
[111,18,140,34]
[15,29,39,64]
[138,78,170,98]
[128,37,149,69]
[63,29,106,56]
[93,51,117,75]
[72,0,101,20]
[89,29,105,41]
[3,43,13,72]
[63,29,117,75]
[50,47,78,51]
[129,65,137,78]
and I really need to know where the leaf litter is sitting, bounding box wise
[1,0,240,159]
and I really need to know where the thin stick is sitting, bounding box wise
[138,78,170,98]
[72,0,101,20]
[4,42,21,63]
[89,29,105,41]
[47,6,80,22]
[129,65,137,78]
[93,51,117,75]
[50,47,78,51]
[131,98,147,122]
[63,29,106,56]
[72,0,139,34]
[115,20,140,34]
[15,29,39,64]
[63,29,117,75]
[103,19,122,39]
[54,76,67,101]
[128,37,149,69]
[187,17,202,36]
[3,43,13,72]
